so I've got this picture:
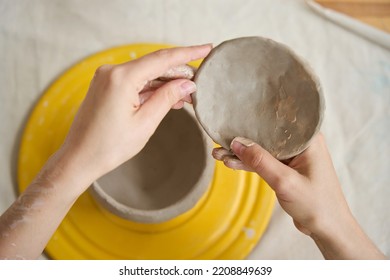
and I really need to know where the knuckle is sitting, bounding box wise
[106,66,125,85]
[95,64,125,86]
[95,64,112,76]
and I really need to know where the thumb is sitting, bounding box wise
[137,79,196,125]
[231,137,293,192]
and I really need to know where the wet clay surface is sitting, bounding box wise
[193,37,324,160]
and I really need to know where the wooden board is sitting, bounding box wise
[316,0,390,33]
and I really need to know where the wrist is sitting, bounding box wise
[310,213,386,259]
[310,212,355,259]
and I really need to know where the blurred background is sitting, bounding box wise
[0,0,389,259]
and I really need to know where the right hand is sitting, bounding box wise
[213,133,350,237]
[212,134,386,259]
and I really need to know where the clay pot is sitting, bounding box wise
[89,106,214,223]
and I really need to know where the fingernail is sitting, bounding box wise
[231,137,255,148]
[223,156,242,171]
[180,81,196,96]
[230,137,255,155]
[212,147,232,161]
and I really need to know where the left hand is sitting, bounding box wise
[58,44,212,189]
[0,44,213,260]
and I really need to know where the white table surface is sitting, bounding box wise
[0,0,389,259]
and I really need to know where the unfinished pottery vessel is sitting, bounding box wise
[193,36,325,160]
[90,105,214,223]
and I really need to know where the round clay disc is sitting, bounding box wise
[193,37,325,160]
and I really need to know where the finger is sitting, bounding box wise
[141,64,196,93]
[123,44,212,85]
[140,80,167,93]
[158,65,196,81]
[139,88,192,106]
[212,148,253,171]
[212,147,233,161]
[230,137,294,192]
[141,64,196,94]
[137,79,196,130]
[222,155,253,171]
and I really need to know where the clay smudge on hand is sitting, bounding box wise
[158,65,196,81]
[139,64,196,105]
[1,185,48,234]
[0,165,57,238]
[141,64,196,93]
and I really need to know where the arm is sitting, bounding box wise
[213,134,386,260]
[0,44,212,259]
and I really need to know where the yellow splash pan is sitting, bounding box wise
[17,43,275,259]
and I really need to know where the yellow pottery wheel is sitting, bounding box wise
[17,44,275,259]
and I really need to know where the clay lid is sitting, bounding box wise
[193,37,325,160]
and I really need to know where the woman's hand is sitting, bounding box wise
[58,44,212,190]
[213,134,386,259]
[0,45,212,259]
